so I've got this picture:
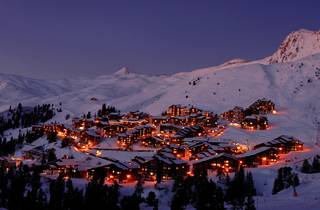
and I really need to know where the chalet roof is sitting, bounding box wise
[86,128,100,138]
[266,135,302,146]
[151,116,168,120]
[135,124,153,129]
[56,158,80,166]
[192,153,237,165]
[184,141,208,149]
[132,156,154,165]
[237,147,277,159]
[154,154,187,165]
[109,160,140,170]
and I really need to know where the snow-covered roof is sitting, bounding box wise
[237,147,276,159]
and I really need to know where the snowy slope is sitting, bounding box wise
[0,73,68,110]
[1,28,320,210]
[0,29,319,143]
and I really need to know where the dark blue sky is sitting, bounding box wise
[0,0,319,79]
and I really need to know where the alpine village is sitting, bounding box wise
[0,98,309,210]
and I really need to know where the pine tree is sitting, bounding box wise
[47,131,57,143]
[101,104,107,116]
[301,159,312,173]
[86,112,91,119]
[48,149,57,162]
[245,172,256,196]
[134,178,144,203]
[171,187,188,210]
[121,194,140,210]
[244,195,256,210]
[272,177,283,195]
[172,174,184,192]
[312,156,320,172]
[146,191,158,208]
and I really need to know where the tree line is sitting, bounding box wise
[0,103,55,136]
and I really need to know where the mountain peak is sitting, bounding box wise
[220,58,248,67]
[114,67,130,75]
[268,29,320,63]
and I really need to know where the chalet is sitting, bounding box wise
[141,136,166,147]
[221,106,245,123]
[237,147,278,167]
[185,114,200,126]
[117,130,139,146]
[202,114,219,127]
[174,125,204,139]
[81,128,101,145]
[117,124,154,147]
[21,145,46,160]
[164,105,202,117]
[46,157,113,179]
[170,134,184,145]
[247,98,275,115]
[123,111,149,120]
[108,112,124,121]
[150,116,168,126]
[135,124,154,137]
[159,123,181,135]
[165,105,187,116]
[241,115,268,130]
[192,153,238,173]
[72,118,94,130]
[105,161,140,183]
[154,153,189,179]
[185,141,209,156]
[47,158,81,178]
[103,124,127,137]
[191,150,218,161]
[168,144,187,158]
[167,116,186,125]
[254,135,303,154]
[132,156,157,180]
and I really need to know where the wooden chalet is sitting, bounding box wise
[117,124,154,146]
[132,156,157,181]
[192,153,238,173]
[150,116,168,126]
[103,124,127,137]
[81,128,101,145]
[123,111,149,120]
[254,135,303,154]
[108,112,124,121]
[141,136,166,147]
[168,144,187,158]
[72,118,94,130]
[105,161,140,183]
[154,153,189,179]
[241,115,268,130]
[159,123,181,135]
[247,98,275,115]
[237,147,278,167]
[185,141,209,156]
[171,125,204,145]
[221,106,245,123]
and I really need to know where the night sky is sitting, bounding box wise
[0,0,319,79]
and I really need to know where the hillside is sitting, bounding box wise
[0,29,320,210]
[0,29,319,145]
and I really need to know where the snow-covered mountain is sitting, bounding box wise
[267,29,320,63]
[0,29,320,143]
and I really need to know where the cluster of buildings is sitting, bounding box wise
[10,101,304,183]
[222,98,276,130]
